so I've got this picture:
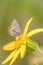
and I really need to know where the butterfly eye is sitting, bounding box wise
[8,19,22,37]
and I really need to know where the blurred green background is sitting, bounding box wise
[0,0,43,65]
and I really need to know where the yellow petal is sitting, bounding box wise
[3,41,16,51]
[23,17,33,34]
[20,44,26,58]
[27,28,43,37]
[9,49,20,65]
[2,49,16,64]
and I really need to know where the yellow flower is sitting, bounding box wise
[2,17,43,65]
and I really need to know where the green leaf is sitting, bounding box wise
[27,39,38,52]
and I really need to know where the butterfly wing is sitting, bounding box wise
[8,19,22,37]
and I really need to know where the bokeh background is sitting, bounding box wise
[0,0,43,65]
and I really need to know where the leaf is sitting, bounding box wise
[27,39,38,51]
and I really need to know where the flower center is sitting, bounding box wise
[15,34,28,49]
[16,34,28,44]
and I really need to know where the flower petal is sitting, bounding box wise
[23,17,33,34]
[9,49,20,65]
[27,28,43,37]
[2,49,16,64]
[20,44,26,58]
[3,41,16,51]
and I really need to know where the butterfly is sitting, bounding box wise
[8,19,22,37]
